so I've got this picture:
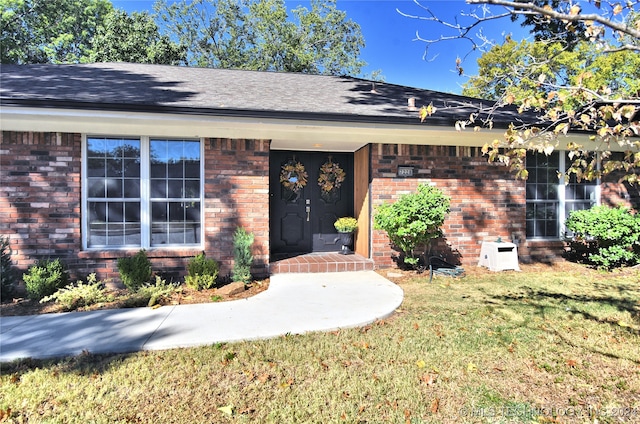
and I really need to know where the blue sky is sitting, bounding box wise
[112,0,530,94]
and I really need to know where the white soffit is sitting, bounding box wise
[1,106,607,152]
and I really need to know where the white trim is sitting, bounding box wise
[140,136,150,247]
[81,135,88,250]
[2,105,613,153]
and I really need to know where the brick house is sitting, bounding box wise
[1,63,637,281]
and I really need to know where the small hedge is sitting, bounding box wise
[23,258,70,300]
[1,236,16,301]
[565,205,640,269]
[117,249,152,291]
[185,252,219,290]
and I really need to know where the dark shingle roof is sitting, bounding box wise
[0,62,530,127]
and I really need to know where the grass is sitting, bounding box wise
[1,262,639,423]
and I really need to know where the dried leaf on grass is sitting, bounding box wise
[430,398,440,414]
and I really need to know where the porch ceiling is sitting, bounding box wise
[1,106,609,152]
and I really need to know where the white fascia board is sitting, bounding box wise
[1,106,612,152]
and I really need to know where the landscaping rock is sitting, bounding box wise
[386,272,404,279]
[217,282,245,296]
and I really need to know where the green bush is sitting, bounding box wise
[374,183,450,267]
[40,273,112,310]
[125,276,178,307]
[1,236,16,302]
[232,227,254,284]
[23,258,70,300]
[185,252,219,290]
[117,249,152,291]
[565,205,640,269]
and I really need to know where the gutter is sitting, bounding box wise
[0,97,520,130]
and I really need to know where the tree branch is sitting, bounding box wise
[467,0,640,40]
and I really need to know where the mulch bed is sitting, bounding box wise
[0,280,269,317]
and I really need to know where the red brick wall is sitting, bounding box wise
[370,144,527,267]
[1,131,270,284]
[0,131,83,274]
[204,138,270,278]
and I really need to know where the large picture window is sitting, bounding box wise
[526,151,598,239]
[84,136,202,248]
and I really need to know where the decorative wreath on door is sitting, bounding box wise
[280,160,308,193]
[318,159,346,193]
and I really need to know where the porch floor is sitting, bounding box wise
[270,252,375,274]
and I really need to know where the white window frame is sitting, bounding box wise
[526,151,601,240]
[82,135,204,250]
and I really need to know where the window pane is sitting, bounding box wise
[168,162,183,178]
[124,224,141,245]
[183,141,200,161]
[106,179,123,198]
[107,203,124,222]
[152,202,167,221]
[168,202,185,221]
[123,159,140,177]
[89,202,106,222]
[88,179,105,198]
[123,179,140,198]
[186,202,200,221]
[151,223,168,245]
[545,221,558,238]
[87,158,106,177]
[151,162,166,178]
[184,180,200,198]
[87,138,106,157]
[124,201,141,223]
[167,180,183,198]
[150,180,167,198]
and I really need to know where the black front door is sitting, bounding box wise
[270,151,354,256]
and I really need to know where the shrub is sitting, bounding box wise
[125,276,178,307]
[374,183,450,267]
[117,249,152,291]
[23,258,70,300]
[40,273,112,310]
[1,236,16,302]
[185,252,219,290]
[565,205,640,269]
[232,227,254,284]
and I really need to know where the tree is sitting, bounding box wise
[1,0,186,65]
[1,0,113,64]
[510,0,587,47]
[403,0,640,183]
[89,9,186,65]
[153,0,366,75]
[463,40,640,104]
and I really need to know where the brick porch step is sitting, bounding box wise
[270,252,375,274]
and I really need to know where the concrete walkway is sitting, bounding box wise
[0,271,403,362]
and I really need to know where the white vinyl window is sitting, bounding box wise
[83,136,203,249]
[526,151,599,239]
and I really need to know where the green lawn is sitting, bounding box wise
[1,262,639,423]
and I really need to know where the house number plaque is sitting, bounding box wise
[397,166,415,178]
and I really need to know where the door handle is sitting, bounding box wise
[305,206,310,222]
